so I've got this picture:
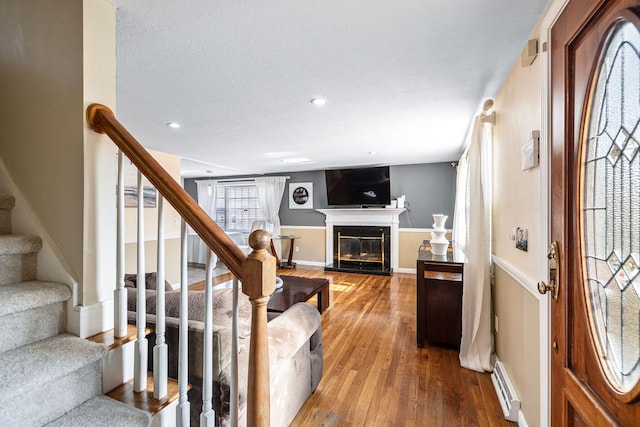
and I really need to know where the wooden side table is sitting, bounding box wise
[416,245,466,348]
[278,235,300,269]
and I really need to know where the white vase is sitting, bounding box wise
[430,214,449,256]
[432,214,447,230]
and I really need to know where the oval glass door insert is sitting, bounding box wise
[581,18,640,396]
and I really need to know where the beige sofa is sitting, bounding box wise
[127,284,323,426]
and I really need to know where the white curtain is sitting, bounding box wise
[194,180,218,266]
[453,116,493,372]
[254,176,287,254]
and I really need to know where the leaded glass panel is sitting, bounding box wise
[581,21,640,394]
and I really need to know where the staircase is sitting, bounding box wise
[0,193,150,426]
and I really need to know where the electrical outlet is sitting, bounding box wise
[495,315,499,333]
[295,246,300,253]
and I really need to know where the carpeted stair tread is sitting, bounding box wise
[0,280,70,317]
[0,234,42,256]
[0,334,106,399]
[0,194,14,210]
[44,395,151,427]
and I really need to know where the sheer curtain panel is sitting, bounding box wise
[254,177,287,254]
[194,180,218,266]
[453,117,493,372]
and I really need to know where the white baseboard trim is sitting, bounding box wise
[293,260,326,267]
[396,267,416,274]
[492,255,540,300]
[68,298,114,338]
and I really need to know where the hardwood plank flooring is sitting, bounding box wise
[277,266,514,427]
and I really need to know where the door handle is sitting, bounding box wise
[538,241,559,301]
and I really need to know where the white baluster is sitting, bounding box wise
[134,170,148,392]
[230,276,239,427]
[176,219,190,426]
[200,250,215,426]
[154,196,168,399]
[114,150,127,338]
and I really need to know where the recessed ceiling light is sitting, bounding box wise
[310,98,327,106]
[281,157,311,164]
[167,122,181,129]
[264,152,293,158]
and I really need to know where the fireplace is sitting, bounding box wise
[317,208,405,275]
[329,226,391,275]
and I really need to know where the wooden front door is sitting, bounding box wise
[550,0,640,425]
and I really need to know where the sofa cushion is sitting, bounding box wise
[128,287,253,332]
[124,272,172,291]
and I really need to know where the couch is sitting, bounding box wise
[126,281,323,426]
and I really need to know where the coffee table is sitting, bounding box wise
[268,275,330,314]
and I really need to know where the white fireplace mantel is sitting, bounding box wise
[317,208,406,272]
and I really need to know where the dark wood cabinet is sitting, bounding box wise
[416,247,466,348]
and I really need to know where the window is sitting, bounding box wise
[214,181,263,232]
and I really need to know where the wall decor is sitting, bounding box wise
[120,156,157,208]
[289,182,313,209]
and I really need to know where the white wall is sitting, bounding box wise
[0,0,117,335]
[124,149,183,285]
[82,0,117,305]
[491,17,548,427]
[0,0,86,291]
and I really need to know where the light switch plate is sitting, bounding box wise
[522,130,540,171]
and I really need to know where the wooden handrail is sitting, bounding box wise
[86,103,246,278]
[87,103,273,426]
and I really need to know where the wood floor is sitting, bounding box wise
[275,266,514,427]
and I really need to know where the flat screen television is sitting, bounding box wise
[325,166,391,207]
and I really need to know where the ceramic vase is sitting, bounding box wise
[430,214,449,256]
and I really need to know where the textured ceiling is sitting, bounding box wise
[107,0,548,177]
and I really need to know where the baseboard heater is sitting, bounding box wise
[491,360,520,422]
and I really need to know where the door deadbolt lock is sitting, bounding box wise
[538,241,559,301]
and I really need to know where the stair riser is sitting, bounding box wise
[0,302,66,353]
[0,360,102,426]
[0,253,37,285]
[0,210,10,235]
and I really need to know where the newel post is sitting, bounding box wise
[242,230,276,427]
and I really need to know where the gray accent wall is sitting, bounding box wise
[390,162,457,228]
[184,162,456,229]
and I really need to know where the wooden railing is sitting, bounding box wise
[86,103,275,426]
